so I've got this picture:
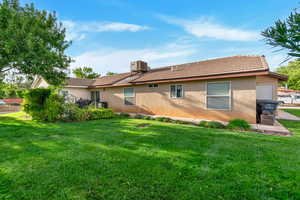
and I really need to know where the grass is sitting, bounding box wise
[282,108,300,118]
[1,112,300,200]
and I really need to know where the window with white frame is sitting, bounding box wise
[207,82,231,110]
[170,85,183,98]
[124,88,135,105]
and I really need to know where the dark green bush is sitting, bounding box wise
[199,120,225,129]
[144,116,152,120]
[134,114,145,119]
[227,119,250,131]
[23,88,52,120]
[119,112,130,117]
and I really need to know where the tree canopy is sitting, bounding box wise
[106,72,117,75]
[276,59,300,90]
[262,9,300,59]
[72,67,100,79]
[0,0,72,86]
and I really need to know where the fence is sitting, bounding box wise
[0,105,21,112]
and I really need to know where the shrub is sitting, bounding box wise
[119,112,130,117]
[227,119,250,131]
[44,93,65,121]
[199,120,225,129]
[134,114,145,119]
[144,116,152,120]
[207,121,225,129]
[199,121,208,127]
[62,103,81,121]
[88,108,115,120]
[23,88,52,120]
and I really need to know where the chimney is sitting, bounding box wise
[130,60,149,72]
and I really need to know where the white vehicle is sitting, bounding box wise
[278,94,300,104]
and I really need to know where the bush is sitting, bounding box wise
[144,116,152,120]
[88,108,115,120]
[199,121,208,127]
[23,88,52,120]
[134,114,145,119]
[119,112,130,118]
[227,119,250,131]
[44,93,65,121]
[199,120,225,129]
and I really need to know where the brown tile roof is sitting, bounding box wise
[67,55,282,88]
[91,72,137,87]
[131,55,269,83]
[66,78,95,87]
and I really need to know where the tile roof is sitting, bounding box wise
[131,55,269,83]
[66,78,95,87]
[66,55,278,88]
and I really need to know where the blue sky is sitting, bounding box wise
[21,0,299,75]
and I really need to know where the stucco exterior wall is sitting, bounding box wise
[98,76,257,123]
[63,88,91,99]
[256,75,278,100]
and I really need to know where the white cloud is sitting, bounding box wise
[158,15,260,41]
[70,41,196,75]
[62,20,150,41]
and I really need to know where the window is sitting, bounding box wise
[124,88,135,105]
[148,84,159,88]
[207,82,231,110]
[170,85,183,98]
[91,91,100,103]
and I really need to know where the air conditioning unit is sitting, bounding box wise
[130,60,149,72]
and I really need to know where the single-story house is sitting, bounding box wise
[32,55,287,123]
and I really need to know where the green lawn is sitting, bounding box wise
[282,108,300,118]
[1,112,300,200]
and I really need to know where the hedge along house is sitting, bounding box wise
[32,55,287,123]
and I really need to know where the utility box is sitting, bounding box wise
[256,100,279,125]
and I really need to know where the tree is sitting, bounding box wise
[0,0,72,86]
[276,60,300,89]
[72,67,100,79]
[262,9,300,59]
[106,72,117,75]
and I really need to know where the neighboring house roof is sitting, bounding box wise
[2,98,23,104]
[32,55,288,89]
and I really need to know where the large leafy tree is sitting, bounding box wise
[276,60,300,89]
[72,67,100,79]
[262,9,300,59]
[0,0,72,86]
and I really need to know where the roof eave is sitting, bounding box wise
[91,70,270,88]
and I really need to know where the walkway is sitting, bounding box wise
[276,110,300,121]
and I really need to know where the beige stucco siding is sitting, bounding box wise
[99,76,257,123]
[256,75,278,100]
[63,88,91,99]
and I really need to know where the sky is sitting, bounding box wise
[21,0,299,75]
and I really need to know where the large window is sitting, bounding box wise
[124,88,135,105]
[170,85,183,98]
[207,82,231,110]
[91,91,100,103]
